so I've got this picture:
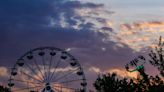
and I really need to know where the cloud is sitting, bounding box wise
[87,66,139,79]
[118,21,164,51]
[98,21,164,52]
[107,68,139,79]
[94,20,164,52]
[0,67,8,77]
[0,0,112,65]
[121,21,164,30]
[0,0,113,38]
[0,0,130,73]
[89,66,101,74]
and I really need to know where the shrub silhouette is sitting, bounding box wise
[0,85,11,92]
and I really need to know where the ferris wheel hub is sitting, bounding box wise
[42,83,55,92]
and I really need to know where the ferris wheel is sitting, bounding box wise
[8,47,87,92]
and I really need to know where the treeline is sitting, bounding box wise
[94,73,164,92]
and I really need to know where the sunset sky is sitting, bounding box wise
[0,0,164,91]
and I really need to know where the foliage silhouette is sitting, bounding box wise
[94,73,131,92]
[149,36,164,77]
[0,85,11,92]
[94,73,164,92]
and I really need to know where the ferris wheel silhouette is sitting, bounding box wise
[8,47,87,92]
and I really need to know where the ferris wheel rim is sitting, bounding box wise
[8,46,87,92]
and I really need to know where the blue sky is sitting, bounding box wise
[80,0,164,21]
[0,0,164,91]
[110,0,164,21]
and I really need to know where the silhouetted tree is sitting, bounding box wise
[0,85,11,92]
[94,73,164,92]
[149,36,164,77]
[94,73,131,92]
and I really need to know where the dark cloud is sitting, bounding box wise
[101,27,113,32]
[0,0,139,89]
[0,0,104,29]
[0,0,105,61]
[0,0,137,70]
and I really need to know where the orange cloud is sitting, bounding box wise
[126,37,149,43]
[0,67,8,77]
[93,20,164,52]
[114,21,164,51]
[120,21,164,31]
[107,68,139,79]
[88,66,139,79]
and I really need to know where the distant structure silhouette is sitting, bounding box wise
[125,55,149,84]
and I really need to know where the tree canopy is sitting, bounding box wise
[94,73,164,92]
